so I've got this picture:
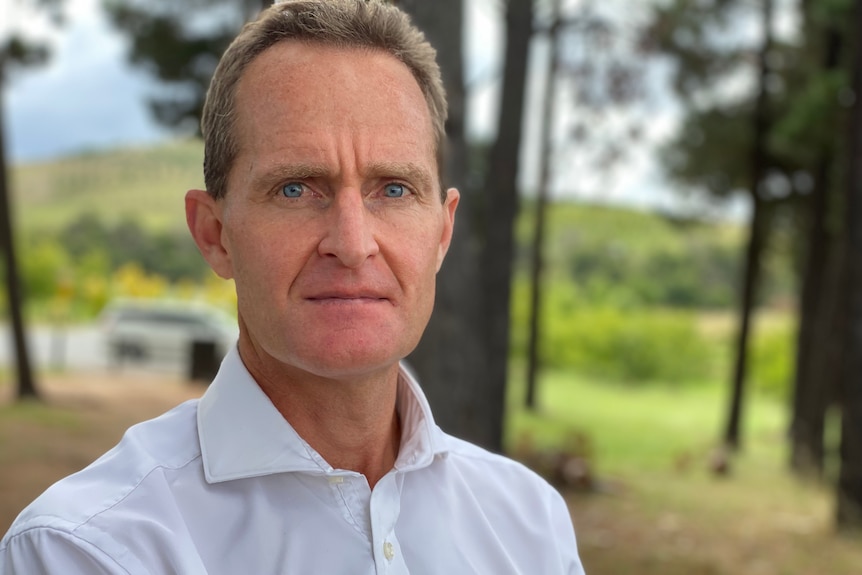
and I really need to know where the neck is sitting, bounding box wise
[239,343,403,489]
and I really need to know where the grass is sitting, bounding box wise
[505,368,862,574]
[0,398,82,430]
[10,139,204,232]
[507,369,786,474]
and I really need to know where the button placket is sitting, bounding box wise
[327,472,372,536]
[370,472,408,573]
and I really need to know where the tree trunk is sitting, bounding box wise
[723,0,773,451]
[789,172,832,475]
[525,0,561,410]
[398,0,496,448]
[789,17,844,478]
[724,196,768,449]
[478,0,534,452]
[836,0,862,532]
[0,59,40,400]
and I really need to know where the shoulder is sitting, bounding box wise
[2,400,202,551]
[443,434,553,486]
[416,433,584,573]
[436,433,567,510]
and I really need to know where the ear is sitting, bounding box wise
[185,189,234,279]
[436,188,460,272]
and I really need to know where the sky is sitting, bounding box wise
[2,0,746,218]
[3,0,506,163]
[5,0,175,161]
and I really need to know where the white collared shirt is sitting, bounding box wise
[1,347,585,574]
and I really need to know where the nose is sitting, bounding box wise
[318,188,380,268]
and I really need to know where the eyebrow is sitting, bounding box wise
[365,161,435,193]
[250,163,330,192]
[251,161,435,194]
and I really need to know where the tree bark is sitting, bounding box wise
[723,0,773,451]
[398,0,495,448]
[0,59,40,400]
[724,196,768,449]
[525,0,561,410]
[477,0,534,452]
[836,0,862,532]
[790,29,841,477]
[789,19,844,478]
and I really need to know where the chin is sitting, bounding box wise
[295,353,402,381]
[268,334,401,377]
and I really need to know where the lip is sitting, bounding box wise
[304,291,390,302]
[307,296,387,302]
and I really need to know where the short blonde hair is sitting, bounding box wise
[202,0,447,199]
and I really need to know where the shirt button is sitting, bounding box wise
[383,541,395,561]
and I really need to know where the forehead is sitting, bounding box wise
[231,41,435,169]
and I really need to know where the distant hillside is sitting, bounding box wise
[9,139,748,293]
[6,139,773,310]
[11,139,204,232]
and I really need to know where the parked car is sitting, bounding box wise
[100,299,238,370]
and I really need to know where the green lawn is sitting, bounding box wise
[507,369,786,475]
[506,368,862,574]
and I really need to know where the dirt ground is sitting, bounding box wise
[3,372,862,574]
[0,370,207,532]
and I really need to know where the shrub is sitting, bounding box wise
[511,279,714,385]
[21,241,70,300]
[543,307,713,384]
[749,322,795,400]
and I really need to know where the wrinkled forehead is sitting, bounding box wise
[235,41,442,168]
[228,40,439,187]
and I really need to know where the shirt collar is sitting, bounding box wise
[198,346,448,484]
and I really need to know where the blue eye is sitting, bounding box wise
[281,182,304,198]
[384,184,405,198]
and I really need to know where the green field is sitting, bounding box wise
[507,369,773,473]
[11,139,204,232]
[505,367,860,574]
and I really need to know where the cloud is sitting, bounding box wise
[6,0,170,163]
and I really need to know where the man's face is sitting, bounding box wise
[191,41,458,381]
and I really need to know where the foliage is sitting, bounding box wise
[1,0,64,80]
[102,0,264,133]
[10,208,210,320]
[644,0,854,225]
[20,241,71,301]
[56,212,209,282]
[516,201,749,309]
[548,306,713,383]
[9,143,799,394]
[511,279,715,384]
[748,315,796,400]
[6,140,213,316]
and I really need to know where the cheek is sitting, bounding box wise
[398,234,445,297]
[224,220,295,296]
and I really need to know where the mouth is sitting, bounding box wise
[305,292,389,303]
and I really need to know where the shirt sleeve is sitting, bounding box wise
[1,528,132,575]
[549,489,587,575]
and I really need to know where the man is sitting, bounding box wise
[1,1,585,573]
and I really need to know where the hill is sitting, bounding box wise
[11,139,205,232]
[8,139,758,308]
[10,138,740,240]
